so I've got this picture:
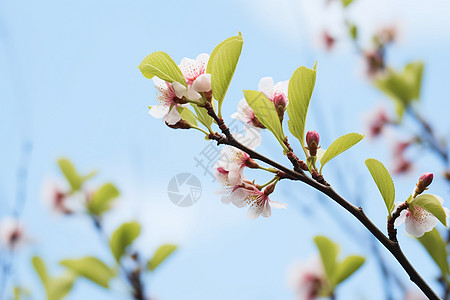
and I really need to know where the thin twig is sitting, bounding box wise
[205,103,441,300]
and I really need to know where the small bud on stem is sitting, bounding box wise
[306,130,320,156]
[414,172,433,197]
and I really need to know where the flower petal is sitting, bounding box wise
[164,106,182,125]
[172,81,187,98]
[405,211,438,237]
[247,203,263,219]
[258,77,274,96]
[149,105,169,119]
[270,201,287,209]
[261,201,272,218]
[192,74,212,92]
[394,209,407,227]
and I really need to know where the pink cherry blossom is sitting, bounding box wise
[150,77,187,125]
[227,184,287,219]
[363,49,385,78]
[288,256,327,300]
[231,99,265,129]
[258,77,289,109]
[216,128,261,183]
[394,196,449,237]
[365,105,390,138]
[179,53,211,98]
[42,179,71,214]
[0,217,28,250]
[232,77,289,128]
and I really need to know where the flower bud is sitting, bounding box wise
[264,182,276,196]
[415,172,433,197]
[272,93,288,122]
[245,158,259,169]
[419,172,433,187]
[306,130,320,156]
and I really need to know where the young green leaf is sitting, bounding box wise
[365,159,395,215]
[32,256,49,286]
[374,62,424,119]
[319,133,364,173]
[349,24,358,40]
[87,183,120,216]
[138,51,186,86]
[410,194,448,226]
[403,61,423,101]
[342,0,354,7]
[60,257,116,288]
[333,255,365,285]
[32,256,75,300]
[148,244,178,271]
[192,104,213,130]
[286,64,317,154]
[177,106,198,127]
[57,158,83,191]
[417,228,449,276]
[206,33,243,114]
[109,221,141,262]
[314,236,339,284]
[244,90,288,151]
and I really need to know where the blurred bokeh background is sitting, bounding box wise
[1,0,450,299]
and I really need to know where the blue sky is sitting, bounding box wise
[1,0,450,299]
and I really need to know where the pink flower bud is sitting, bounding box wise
[419,172,433,187]
[272,93,288,110]
[414,172,434,197]
[306,131,320,156]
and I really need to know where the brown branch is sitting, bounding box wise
[387,201,409,243]
[204,104,441,300]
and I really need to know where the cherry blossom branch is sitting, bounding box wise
[204,103,441,300]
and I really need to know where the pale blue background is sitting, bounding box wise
[1,0,450,299]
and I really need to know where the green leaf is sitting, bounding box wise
[417,228,449,276]
[374,61,424,119]
[410,194,447,226]
[57,159,83,191]
[32,256,75,300]
[244,90,287,151]
[365,159,395,215]
[404,61,423,101]
[333,255,365,285]
[87,183,120,215]
[148,244,178,271]
[32,256,49,286]
[192,104,213,130]
[60,257,116,288]
[138,51,186,86]
[206,33,243,114]
[177,106,198,127]
[349,24,358,40]
[287,63,317,154]
[109,221,141,262]
[342,0,354,7]
[314,236,339,284]
[319,133,364,173]
[47,275,76,300]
